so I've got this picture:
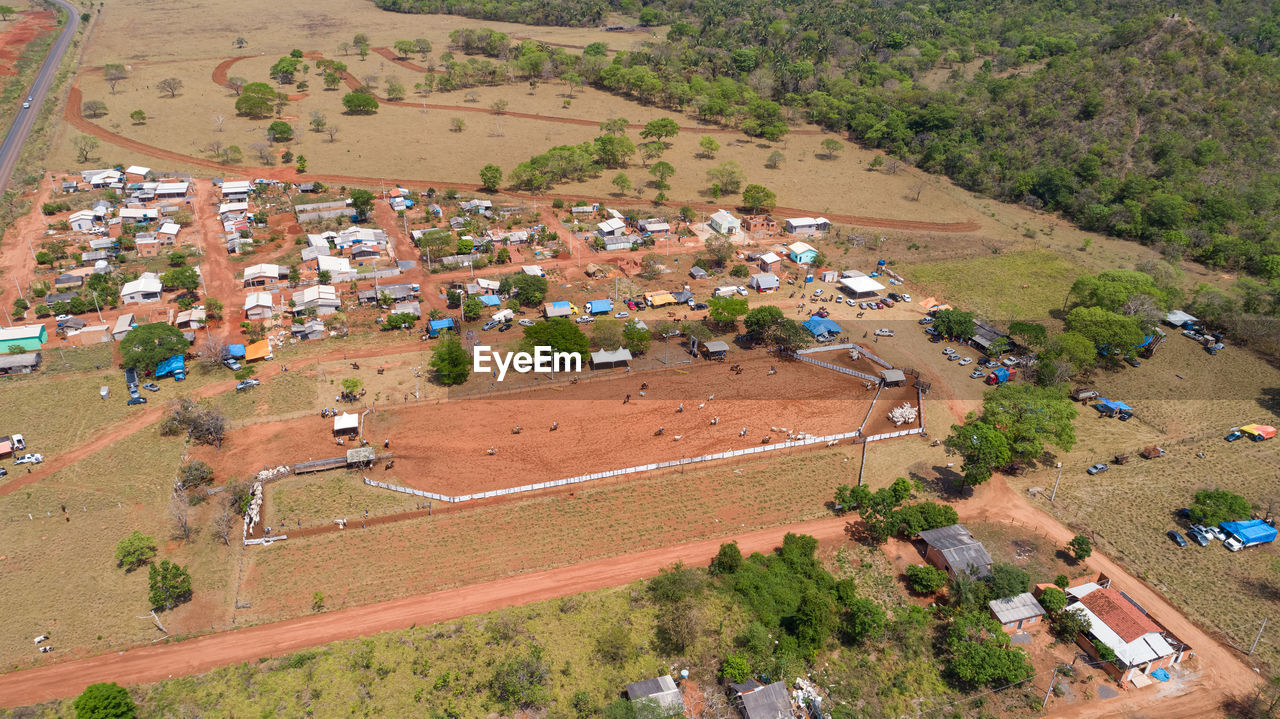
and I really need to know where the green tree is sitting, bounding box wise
[129,109,146,124]
[520,318,589,361]
[160,266,199,291]
[480,164,503,191]
[730,264,750,278]
[1068,534,1093,562]
[709,541,742,575]
[842,597,886,644]
[490,645,550,712]
[707,296,748,327]
[148,560,193,610]
[114,531,157,571]
[177,460,215,489]
[743,305,784,339]
[103,63,128,93]
[599,116,628,136]
[698,135,720,158]
[500,273,549,306]
[74,682,136,719]
[989,563,1030,599]
[741,184,777,212]
[82,100,108,118]
[267,120,294,142]
[342,92,379,114]
[766,150,785,169]
[393,39,416,58]
[944,419,1012,487]
[234,94,273,119]
[1064,305,1142,359]
[120,323,189,372]
[720,654,751,683]
[1039,587,1068,613]
[640,117,680,143]
[611,172,632,195]
[350,188,375,220]
[945,612,1034,689]
[1045,330,1097,373]
[980,383,1078,462]
[905,563,948,594]
[1050,606,1091,640]
[706,160,746,194]
[1068,270,1168,313]
[820,138,842,159]
[794,588,836,650]
[462,297,483,321]
[1008,320,1048,348]
[429,334,471,385]
[933,308,975,339]
[622,320,651,355]
[649,160,675,189]
[703,233,735,268]
[894,501,960,535]
[1190,489,1251,525]
[594,134,636,167]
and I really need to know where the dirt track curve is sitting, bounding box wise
[65,82,981,234]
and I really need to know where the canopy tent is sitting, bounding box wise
[1095,398,1132,413]
[1240,424,1277,439]
[590,348,633,367]
[244,340,272,362]
[477,294,501,307]
[333,413,360,435]
[838,275,886,297]
[802,316,844,337]
[1220,519,1278,545]
[429,318,455,331]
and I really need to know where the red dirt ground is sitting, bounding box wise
[0,11,56,77]
[192,354,907,497]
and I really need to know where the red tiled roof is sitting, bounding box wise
[1080,587,1161,643]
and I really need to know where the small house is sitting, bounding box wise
[157,222,181,242]
[124,165,151,180]
[0,352,41,375]
[787,241,818,265]
[54,273,85,290]
[243,263,285,287]
[1066,580,1193,685]
[701,340,729,360]
[544,300,573,319]
[317,255,352,275]
[758,252,782,273]
[112,313,135,340]
[174,308,206,330]
[134,234,161,257]
[584,263,610,279]
[243,292,275,320]
[154,182,189,199]
[597,217,627,237]
[733,680,792,719]
[748,272,780,292]
[119,208,159,224]
[708,209,741,235]
[68,210,97,231]
[292,318,327,341]
[602,234,636,252]
[120,273,162,304]
[393,300,421,318]
[624,676,684,715]
[989,593,1046,631]
[0,325,47,352]
[244,339,272,362]
[880,369,907,387]
[742,215,777,234]
[292,285,340,315]
[689,266,709,280]
[918,524,992,579]
[638,218,670,234]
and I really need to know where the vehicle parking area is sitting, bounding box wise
[195,353,912,497]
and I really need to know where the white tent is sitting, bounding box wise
[838,275,885,295]
[333,413,360,434]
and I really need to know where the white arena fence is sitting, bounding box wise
[852,344,894,369]
[365,429,865,503]
[795,344,857,355]
[791,353,882,384]
[863,427,923,442]
[244,535,287,546]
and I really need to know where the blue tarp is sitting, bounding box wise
[1151,668,1170,682]
[1095,398,1132,412]
[587,299,612,314]
[1220,519,1278,546]
[802,316,844,337]
[478,295,501,307]
[225,344,246,358]
[155,354,186,379]
[429,319,455,330]
[550,300,571,310]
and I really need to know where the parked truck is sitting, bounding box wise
[985,367,1017,385]
[490,308,515,324]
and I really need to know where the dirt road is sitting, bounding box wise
[0,516,851,706]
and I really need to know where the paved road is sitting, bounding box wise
[0,0,79,195]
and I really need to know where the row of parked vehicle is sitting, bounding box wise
[1167,520,1242,551]
[123,367,160,406]
[0,434,41,478]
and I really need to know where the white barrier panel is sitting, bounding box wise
[792,353,882,383]
[244,535,288,546]
[852,344,894,369]
[796,344,857,355]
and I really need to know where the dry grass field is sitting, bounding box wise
[902,249,1084,320]
[0,428,235,671]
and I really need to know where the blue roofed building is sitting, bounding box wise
[802,316,843,340]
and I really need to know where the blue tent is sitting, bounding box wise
[155,354,186,381]
[225,344,246,358]
[1221,520,1278,546]
[478,295,501,307]
[429,318,455,331]
[802,316,844,337]
[587,299,612,314]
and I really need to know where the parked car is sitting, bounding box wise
[33,635,47,644]
[142,383,160,392]
[1207,526,1227,541]
[223,357,241,371]
[1125,356,1141,367]
[518,319,536,327]
[14,453,43,465]
[1225,536,1244,552]
[736,287,748,296]
[482,319,501,330]
[982,359,1000,369]
[918,317,933,325]
[235,379,260,391]
[958,357,973,366]
[614,311,630,319]
[946,353,960,361]
[1225,429,1244,442]
[126,397,147,406]
[886,292,900,302]
[39,646,52,653]
[1001,357,1019,367]
[881,299,895,308]
[814,289,823,296]
[874,329,894,337]
[1167,530,1188,547]
[943,347,955,355]
[693,303,709,311]
[925,327,940,337]
[1186,528,1209,546]
[969,369,986,379]
[859,302,868,310]
[1177,507,1192,519]
[55,314,71,322]
[1071,388,1099,402]
[1086,463,1109,475]
[498,323,513,332]
[0,467,7,477]
[575,315,593,324]
[900,294,912,303]
[124,368,139,388]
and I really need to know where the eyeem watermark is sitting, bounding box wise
[473,345,582,381]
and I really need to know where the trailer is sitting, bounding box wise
[985,367,1016,385]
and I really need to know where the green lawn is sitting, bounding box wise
[902,249,1083,319]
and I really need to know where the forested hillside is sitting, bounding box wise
[374,0,1280,283]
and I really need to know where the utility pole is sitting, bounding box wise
[13,278,23,301]
[1050,464,1064,502]
[1042,666,1061,708]
[1251,618,1268,655]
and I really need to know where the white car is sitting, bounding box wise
[614,311,629,319]
[517,319,535,327]
[873,329,894,337]
[814,289,823,296]
[834,297,843,304]
[576,315,593,324]
[14,453,43,465]
[33,635,48,644]
[22,102,30,109]
[900,294,912,303]
[969,369,986,379]
[958,357,972,366]
[943,347,955,355]
[736,287,748,296]
[1225,536,1244,552]
[55,314,72,321]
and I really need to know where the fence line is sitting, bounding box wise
[863,427,924,442]
[365,429,865,503]
[244,535,288,546]
[859,381,884,433]
[795,344,858,355]
[851,343,894,369]
[792,353,882,384]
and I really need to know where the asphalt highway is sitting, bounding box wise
[0,0,80,195]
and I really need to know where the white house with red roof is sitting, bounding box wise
[1065,577,1193,685]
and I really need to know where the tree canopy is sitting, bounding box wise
[520,318,589,360]
[120,323,189,372]
[74,682,136,719]
[429,334,471,386]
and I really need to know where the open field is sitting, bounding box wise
[195,354,897,497]
[901,249,1084,320]
[0,428,235,671]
